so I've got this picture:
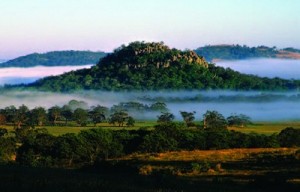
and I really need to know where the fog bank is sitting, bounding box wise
[1,90,300,121]
[0,65,92,85]
[216,59,300,79]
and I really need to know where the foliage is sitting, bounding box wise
[203,110,227,131]
[157,112,175,123]
[109,111,129,127]
[195,44,278,62]
[78,128,121,162]
[29,107,47,126]
[48,106,61,125]
[278,127,300,147]
[227,114,252,127]
[140,123,183,152]
[73,108,89,126]
[126,116,135,127]
[89,105,108,126]
[180,111,196,127]
[0,137,16,162]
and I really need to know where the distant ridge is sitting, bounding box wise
[0,51,107,68]
[195,45,300,62]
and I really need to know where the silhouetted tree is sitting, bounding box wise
[180,111,196,127]
[203,110,227,131]
[157,112,174,123]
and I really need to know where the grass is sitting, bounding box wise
[229,121,300,135]
[122,148,299,163]
[2,120,300,136]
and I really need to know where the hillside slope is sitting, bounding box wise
[27,42,300,92]
[0,51,107,68]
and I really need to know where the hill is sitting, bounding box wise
[0,51,107,68]
[27,41,300,92]
[195,45,300,62]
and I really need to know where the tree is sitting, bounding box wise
[53,133,85,166]
[78,129,116,162]
[30,107,47,126]
[180,111,196,127]
[73,108,89,126]
[227,114,251,127]
[48,106,61,125]
[140,122,183,152]
[67,100,88,111]
[149,102,168,112]
[2,106,17,123]
[16,132,56,167]
[203,110,227,131]
[126,116,135,127]
[157,112,174,123]
[61,105,73,126]
[14,105,30,128]
[109,111,129,127]
[89,105,109,126]
[278,127,300,147]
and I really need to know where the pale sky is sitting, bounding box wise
[1,0,299,59]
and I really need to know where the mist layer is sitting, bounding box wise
[0,65,93,85]
[216,59,300,79]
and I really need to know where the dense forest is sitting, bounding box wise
[195,44,300,61]
[0,51,106,68]
[24,42,300,92]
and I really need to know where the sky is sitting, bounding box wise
[1,0,300,59]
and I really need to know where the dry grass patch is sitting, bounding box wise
[122,148,299,163]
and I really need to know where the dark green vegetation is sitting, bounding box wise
[195,44,300,62]
[0,51,106,68]
[139,92,300,103]
[26,42,300,92]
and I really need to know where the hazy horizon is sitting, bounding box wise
[1,0,299,59]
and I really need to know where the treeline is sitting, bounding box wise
[0,51,106,68]
[1,122,300,167]
[26,42,300,92]
[195,44,280,62]
[0,100,169,127]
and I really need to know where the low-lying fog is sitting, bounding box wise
[1,90,300,121]
[216,59,300,79]
[0,65,93,85]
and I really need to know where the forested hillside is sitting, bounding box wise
[0,51,107,68]
[195,45,300,62]
[27,42,300,92]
